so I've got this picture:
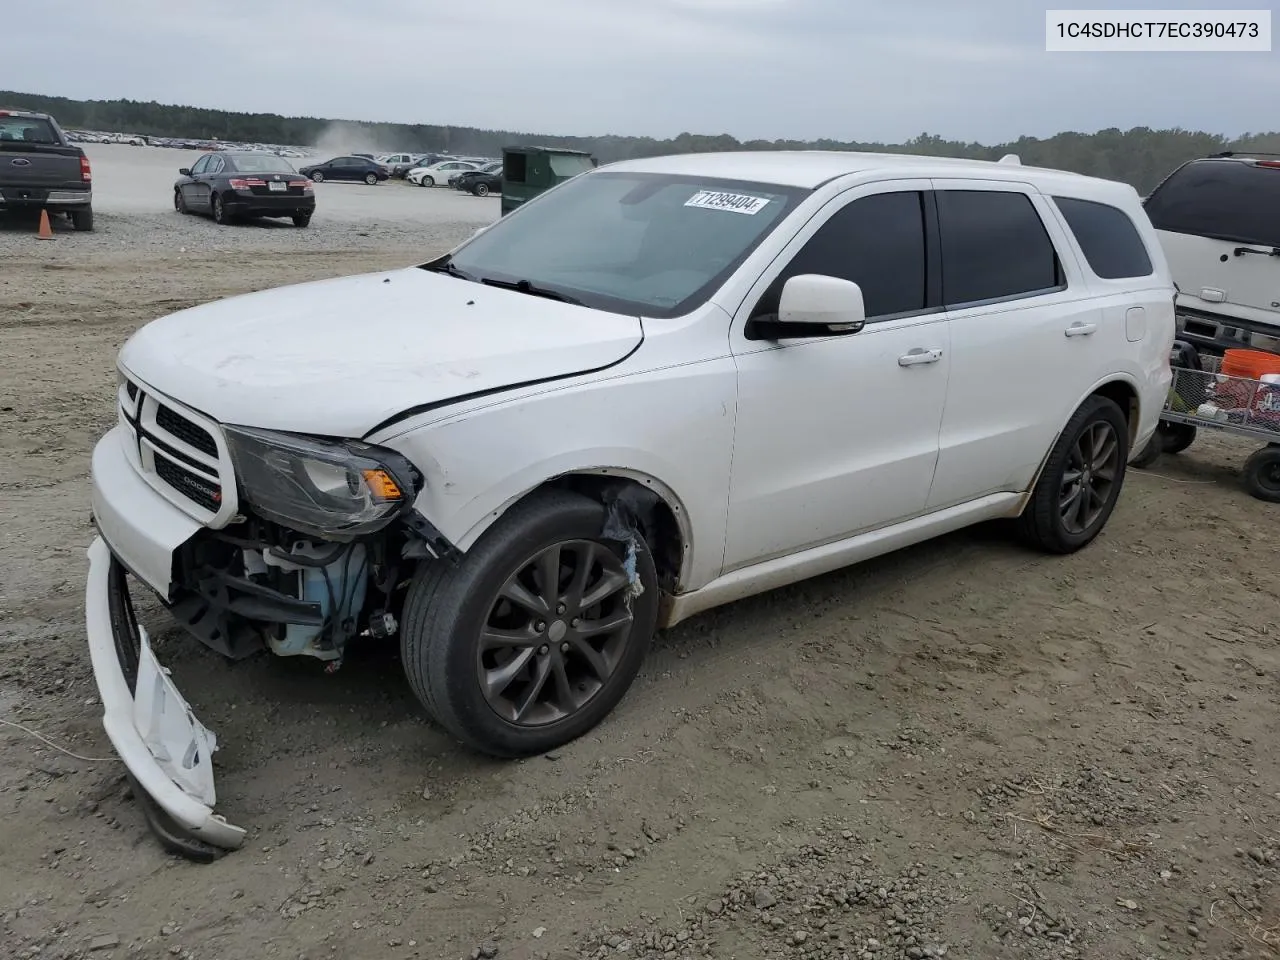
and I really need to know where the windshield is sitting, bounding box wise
[231,154,298,174]
[437,171,807,317]
[1144,159,1280,248]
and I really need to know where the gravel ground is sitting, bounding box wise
[3,206,1280,960]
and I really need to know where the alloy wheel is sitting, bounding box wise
[477,540,636,727]
[1059,420,1120,534]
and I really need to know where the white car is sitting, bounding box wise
[406,159,480,186]
[1144,153,1280,355]
[85,150,1173,855]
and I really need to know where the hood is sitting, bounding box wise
[119,267,642,437]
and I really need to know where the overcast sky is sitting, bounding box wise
[5,0,1275,144]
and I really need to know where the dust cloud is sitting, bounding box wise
[308,121,404,159]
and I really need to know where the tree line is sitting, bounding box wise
[4,90,1278,194]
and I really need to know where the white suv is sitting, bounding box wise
[1144,153,1280,354]
[85,150,1174,854]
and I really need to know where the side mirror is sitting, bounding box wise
[747,274,867,341]
[178,167,191,176]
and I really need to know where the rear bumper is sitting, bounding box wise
[1175,308,1280,356]
[223,192,315,216]
[0,186,92,208]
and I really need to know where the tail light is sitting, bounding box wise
[290,180,312,191]
[227,178,266,189]
[1257,160,1280,169]
[80,155,92,182]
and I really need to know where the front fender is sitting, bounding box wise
[379,362,738,593]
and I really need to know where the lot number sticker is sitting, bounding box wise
[684,190,771,215]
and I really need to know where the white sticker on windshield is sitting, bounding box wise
[684,190,771,215]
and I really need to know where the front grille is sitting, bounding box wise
[117,370,236,523]
[154,457,222,512]
[156,404,218,457]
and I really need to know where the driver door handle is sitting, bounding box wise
[1065,321,1098,337]
[898,348,943,367]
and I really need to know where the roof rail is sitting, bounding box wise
[1207,150,1280,159]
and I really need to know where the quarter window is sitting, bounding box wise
[936,190,1063,307]
[753,191,928,320]
[1053,196,1153,279]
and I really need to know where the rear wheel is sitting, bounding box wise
[474,182,490,197]
[401,490,658,757]
[1160,422,1197,455]
[69,207,94,232]
[1018,395,1129,554]
[292,212,312,228]
[1243,447,1280,503]
[211,193,229,225]
[419,175,434,187]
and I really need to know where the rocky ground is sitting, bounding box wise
[2,218,1279,960]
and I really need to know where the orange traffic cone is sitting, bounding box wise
[36,209,54,240]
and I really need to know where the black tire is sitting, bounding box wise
[174,189,188,214]
[1130,433,1162,469]
[292,212,312,228]
[1242,446,1280,503]
[401,490,659,758]
[1018,395,1130,554]
[474,182,490,197]
[69,207,94,232]
[211,193,229,225]
[1160,422,1197,455]
[309,170,324,183]
[364,172,377,185]
[419,175,434,188]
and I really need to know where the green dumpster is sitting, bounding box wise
[500,146,596,216]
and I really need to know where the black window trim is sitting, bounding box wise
[746,185,945,332]
[933,187,1069,313]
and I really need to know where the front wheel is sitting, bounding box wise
[1243,446,1280,503]
[418,175,434,187]
[310,170,324,183]
[400,490,659,757]
[473,182,490,197]
[174,189,188,214]
[1018,395,1130,554]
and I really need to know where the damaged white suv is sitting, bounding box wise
[86,150,1174,855]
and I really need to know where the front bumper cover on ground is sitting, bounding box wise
[85,536,246,860]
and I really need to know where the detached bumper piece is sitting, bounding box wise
[85,537,246,861]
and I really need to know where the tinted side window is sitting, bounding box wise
[753,191,928,320]
[1144,160,1280,248]
[190,156,209,175]
[936,191,1063,307]
[1053,196,1153,279]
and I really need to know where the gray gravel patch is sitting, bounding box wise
[0,210,487,257]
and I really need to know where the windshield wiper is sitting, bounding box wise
[421,258,477,282]
[479,277,584,306]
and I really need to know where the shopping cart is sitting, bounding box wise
[1134,346,1280,502]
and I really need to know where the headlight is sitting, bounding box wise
[224,426,420,541]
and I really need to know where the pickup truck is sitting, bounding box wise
[0,108,94,231]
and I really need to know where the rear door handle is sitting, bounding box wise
[1065,322,1098,338]
[898,348,943,367]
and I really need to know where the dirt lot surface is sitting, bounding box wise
[3,222,1280,960]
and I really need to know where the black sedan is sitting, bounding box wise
[452,162,502,197]
[174,151,316,227]
[297,155,389,185]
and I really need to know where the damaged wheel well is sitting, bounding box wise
[542,473,687,594]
